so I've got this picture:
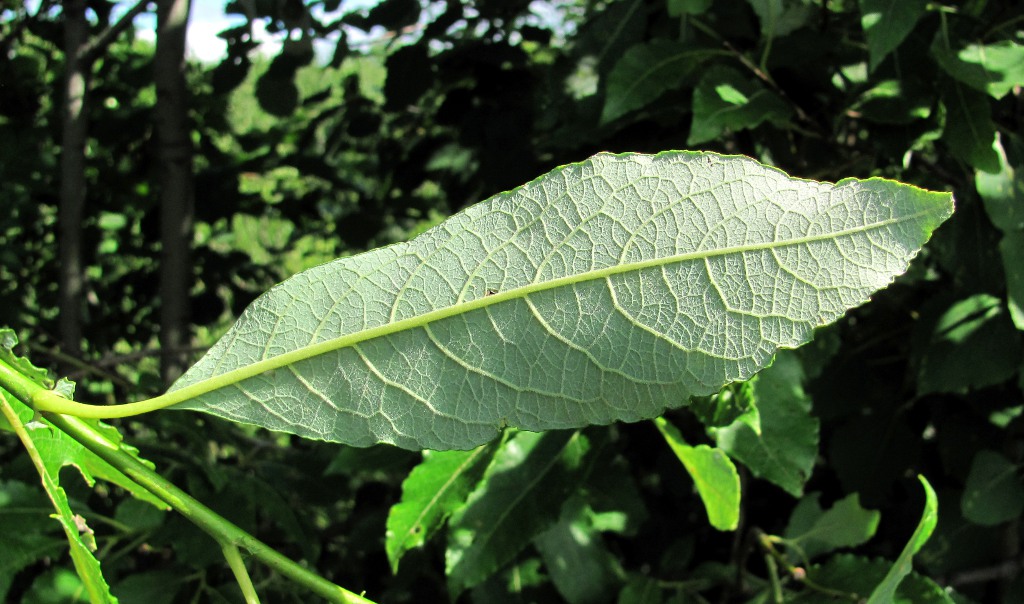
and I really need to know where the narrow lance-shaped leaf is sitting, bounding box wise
[171,151,953,450]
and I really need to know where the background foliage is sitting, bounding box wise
[0,0,1022,602]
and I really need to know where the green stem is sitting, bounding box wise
[221,541,261,604]
[0,357,375,604]
[44,412,375,604]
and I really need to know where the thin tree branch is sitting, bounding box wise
[80,0,153,64]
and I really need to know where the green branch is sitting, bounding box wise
[0,356,375,604]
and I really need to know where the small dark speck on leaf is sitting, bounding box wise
[485,288,499,297]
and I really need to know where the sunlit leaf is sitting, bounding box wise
[386,442,498,572]
[655,417,740,530]
[932,34,1024,100]
[172,151,953,450]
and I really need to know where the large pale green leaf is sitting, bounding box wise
[172,151,953,451]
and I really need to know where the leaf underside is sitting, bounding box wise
[172,151,953,450]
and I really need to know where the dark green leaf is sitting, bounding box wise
[941,82,999,173]
[961,450,1024,526]
[0,480,68,602]
[600,41,719,124]
[688,67,791,144]
[913,294,1023,394]
[858,0,929,71]
[446,430,591,594]
[668,0,713,16]
[711,352,818,496]
[794,553,953,603]
[534,496,623,604]
[745,0,813,39]
[784,493,880,560]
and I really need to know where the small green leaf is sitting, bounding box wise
[0,332,167,510]
[784,493,880,560]
[601,41,718,124]
[446,430,591,595]
[932,34,1024,100]
[688,67,791,144]
[386,442,498,572]
[858,0,928,71]
[0,392,119,604]
[865,475,939,604]
[745,0,813,39]
[691,380,758,431]
[655,417,740,531]
[711,352,818,496]
[961,450,1024,526]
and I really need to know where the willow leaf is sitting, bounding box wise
[171,151,953,450]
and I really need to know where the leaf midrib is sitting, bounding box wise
[163,209,929,409]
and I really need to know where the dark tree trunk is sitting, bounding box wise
[154,0,195,386]
[58,0,89,363]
